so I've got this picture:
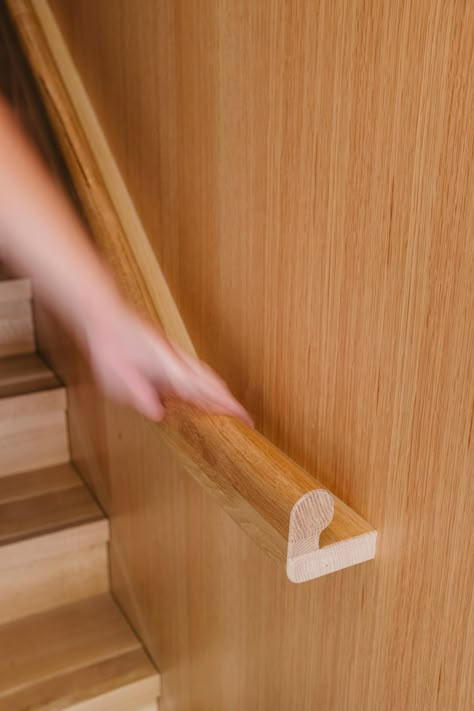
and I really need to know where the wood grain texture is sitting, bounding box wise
[0,647,159,710]
[0,518,109,571]
[0,462,77,503]
[0,351,61,397]
[0,468,103,545]
[0,594,138,693]
[161,402,376,578]
[0,387,65,419]
[66,675,160,711]
[0,542,108,624]
[0,461,108,627]
[0,594,160,709]
[0,409,69,476]
[6,0,474,709]
[5,0,376,582]
[0,353,69,476]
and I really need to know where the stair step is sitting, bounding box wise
[0,353,68,476]
[0,464,109,624]
[0,519,108,571]
[0,461,78,504]
[0,279,35,357]
[0,283,159,706]
[0,286,159,707]
[0,352,60,398]
[0,594,160,710]
[0,470,103,546]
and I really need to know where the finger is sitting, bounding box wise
[174,366,254,426]
[120,367,166,421]
[199,395,254,427]
[146,340,253,426]
[193,396,254,427]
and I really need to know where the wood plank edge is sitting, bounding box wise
[0,463,82,505]
[68,675,161,711]
[0,518,109,570]
[287,489,376,582]
[287,531,377,583]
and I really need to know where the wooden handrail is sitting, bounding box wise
[7,0,376,582]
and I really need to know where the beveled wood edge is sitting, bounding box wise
[288,489,377,582]
[6,0,377,582]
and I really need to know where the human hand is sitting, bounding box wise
[82,299,253,426]
[0,95,249,428]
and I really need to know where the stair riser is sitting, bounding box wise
[0,410,69,476]
[68,681,160,711]
[0,543,109,625]
[0,387,66,419]
[0,519,109,571]
[0,299,35,357]
[0,276,159,705]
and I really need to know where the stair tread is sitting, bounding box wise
[0,466,104,546]
[0,594,160,708]
[0,648,159,710]
[0,463,80,505]
[0,352,60,398]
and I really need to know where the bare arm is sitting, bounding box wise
[0,97,251,425]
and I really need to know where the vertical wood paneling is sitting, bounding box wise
[38,1,474,709]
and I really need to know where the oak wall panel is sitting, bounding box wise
[34,1,474,709]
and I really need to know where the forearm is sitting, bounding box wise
[0,96,121,340]
[0,97,251,424]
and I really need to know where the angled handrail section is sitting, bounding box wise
[7,0,376,582]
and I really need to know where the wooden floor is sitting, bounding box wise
[0,277,160,709]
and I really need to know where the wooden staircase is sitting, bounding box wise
[0,277,160,710]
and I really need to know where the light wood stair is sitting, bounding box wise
[0,277,35,358]
[0,352,69,477]
[0,278,160,710]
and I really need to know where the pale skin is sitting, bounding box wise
[0,97,252,426]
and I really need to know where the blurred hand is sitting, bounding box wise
[83,300,253,426]
[0,97,251,426]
